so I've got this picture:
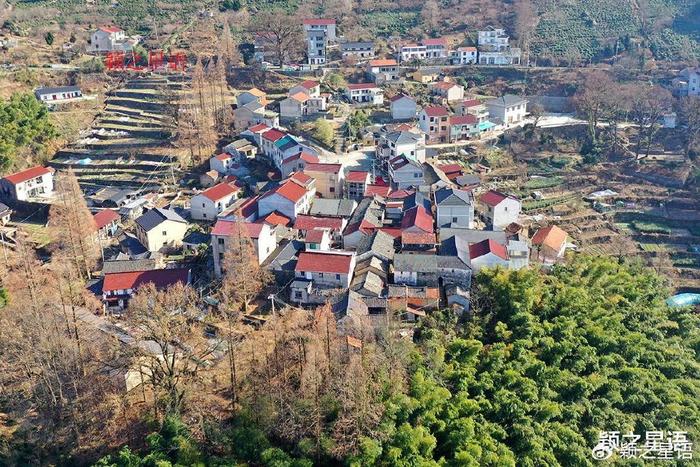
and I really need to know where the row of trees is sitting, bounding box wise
[573,71,700,160]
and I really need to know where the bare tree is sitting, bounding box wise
[421,0,439,32]
[513,0,538,63]
[626,84,673,159]
[679,96,700,157]
[250,10,303,66]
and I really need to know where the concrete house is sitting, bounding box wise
[304,162,344,198]
[88,26,137,53]
[531,225,568,265]
[450,47,477,65]
[289,80,321,97]
[233,100,278,130]
[35,86,83,104]
[390,94,418,120]
[280,150,319,178]
[393,253,470,287]
[477,27,521,65]
[400,38,448,62]
[345,171,372,200]
[449,114,480,141]
[388,155,424,189]
[190,182,243,221]
[305,29,328,65]
[468,239,509,273]
[479,190,521,230]
[303,18,337,41]
[93,209,121,238]
[345,83,384,105]
[486,95,528,126]
[102,268,190,311]
[673,67,700,96]
[258,176,315,221]
[211,220,277,276]
[134,208,188,252]
[237,88,267,107]
[341,41,374,59]
[0,166,54,202]
[294,250,355,288]
[429,81,464,102]
[280,92,311,120]
[366,59,399,83]
[377,130,426,165]
[435,187,474,229]
[418,106,450,143]
[0,202,11,225]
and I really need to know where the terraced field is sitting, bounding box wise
[51,75,187,193]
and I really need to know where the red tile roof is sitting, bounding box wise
[296,251,353,274]
[388,189,414,199]
[369,59,398,67]
[103,268,189,293]
[257,210,292,227]
[99,26,123,33]
[271,180,308,203]
[402,231,436,245]
[401,205,433,233]
[346,171,370,183]
[364,184,391,198]
[389,93,413,102]
[305,163,342,174]
[462,98,482,108]
[378,227,402,238]
[289,91,310,102]
[93,209,120,230]
[305,229,328,243]
[289,171,315,186]
[212,220,266,238]
[450,114,478,125]
[283,151,319,165]
[298,80,319,89]
[303,18,336,25]
[248,123,269,133]
[294,214,343,231]
[438,163,463,174]
[215,153,232,161]
[200,182,240,202]
[531,225,568,251]
[262,128,286,141]
[469,239,508,260]
[422,105,449,117]
[480,190,518,207]
[3,166,52,185]
[422,38,446,46]
[432,81,459,90]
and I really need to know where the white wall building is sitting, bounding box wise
[390,94,418,120]
[211,220,277,277]
[190,182,242,221]
[479,190,521,230]
[345,83,384,105]
[0,166,54,202]
[486,95,528,126]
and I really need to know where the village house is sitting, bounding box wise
[468,239,509,273]
[237,88,267,107]
[429,81,465,102]
[200,171,220,188]
[486,95,528,126]
[343,197,385,249]
[340,41,375,60]
[304,228,332,251]
[190,181,243,221]
[309,198,357,220]
[390,94,418,120]
[345,83,384,105]
[93,209,121,238]
[280,83,328,120]
[400,38,449,63]
[435,187,474,229]
[293,214,346,241]
[345,171,372,200]
[223,139,257,161]
[134,207,188,252]
[304,162,344,198]
[412,69,439,83]
[0,202,11,225]
[87,26,137,53]
[258,175,316,221]
[393,253,470,287]
[479,190,521,230]
[34,86,83,104]
[450,47,478,65]
[211,220,277,276]
[456,98,489,121]
[0,166,54,202]
[531,225,569,265]
[366,59,399,83]
[377,130,426,165]
[418,105,450,143]
[292,250,356,297]
[303,18,337,41]
[233,101,279,130]
[388,155,425,189]
[477,26,521,65]
[280,150,319,178]
[305,28,328,65]
[102,268,190,312]
[449,114,480,141]
[673,67,700,96]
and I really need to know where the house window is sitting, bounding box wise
[294,291,303,299]
[319,272,324,278]
[452,217,458,223]
[203,213,207,218]
[202,203,206,207]
[162,230,167,236]
[329,187,335,193]
[218,238,225,245]
[335,274,340,280]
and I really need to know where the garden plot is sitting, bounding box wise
[51,74,184,192]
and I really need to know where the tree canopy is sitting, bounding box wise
[0,93,57,171]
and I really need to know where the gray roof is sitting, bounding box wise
[351,270,385,297]
[435,187,473,207]
[393,253,437,273]
[439,228,506,244]
[102,258,156,274]
[387,285,436,298]
[436,255,469,270]
[266,240,304,272]
[341,41,373,50]
[357,230,395,260]
[486,94,527,108]
[135,208,186,232]
[332,290,369,318]
[455,174,481,187]
[385,130,420,145]
[35,86,81,96]
[309,198,357,218]
[347,197,383,230]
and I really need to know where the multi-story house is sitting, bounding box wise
[429,81,465,102]
[478,190,521,230]
[280,82,328,120]
[0,166,54,202]
[388,155,424,189]
[400,38,449,62]
[303,18,337,42]
[449,114,480,141]
[211,220,277,276]
[390,94,417,120]
[134,208,188,252]
[673,67,700,96]
[531,225,569,266]
[258,174,316,221]
[450,46,477,65]
[237,88,267,107]
[366,59,399,83]
[233,100,279,130]
[306,29,328,66]
[340,41,374,60]
[345,171,371,200]
[88,26,138,53]
[345,83,384,105]
[377,130,426,166]
[435,187,474,228]
[418,105,450,143]
[304,162,344,198]
[190,181,243,221]
[486,95,528,126]
[468,239,509,273]
[477,26,521,65]
[478,27,510,50]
